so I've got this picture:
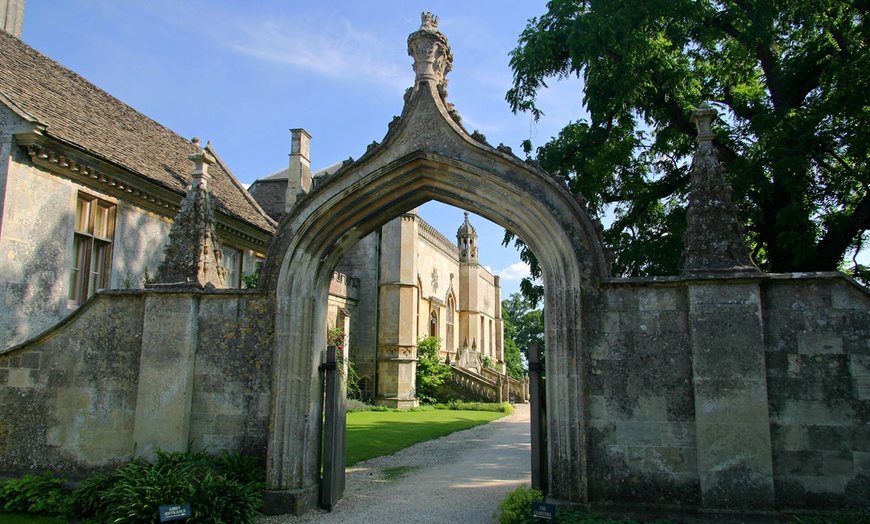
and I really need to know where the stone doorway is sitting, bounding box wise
[258,13,608,514]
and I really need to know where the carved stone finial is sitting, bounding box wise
[691,101,717,147]
[150,139,227,289]
[188,139,216,189]
[682,103,760,277]
[407,12,453,87]
[420,12,438,31]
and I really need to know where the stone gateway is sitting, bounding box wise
[0,8,868,519]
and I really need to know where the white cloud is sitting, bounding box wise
[147,4,410,92]
[226,18,409,91]
[495,262,531,280]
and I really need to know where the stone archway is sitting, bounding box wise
[258,13,608,514]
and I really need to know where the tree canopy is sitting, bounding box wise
[502,293,545,375]
[507,0,870,283]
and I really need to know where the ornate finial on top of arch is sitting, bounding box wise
[408,12,453,87]
[420,12,439,31]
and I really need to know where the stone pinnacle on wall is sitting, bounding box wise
[407,12,453,89]
[150,138,228,288]
[681,103,761,277]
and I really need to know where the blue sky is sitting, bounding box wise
[21,1,587,298]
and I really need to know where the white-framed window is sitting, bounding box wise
[221,245,242,287]
[69,193,115,305]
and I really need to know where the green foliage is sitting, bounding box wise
[68,449,264,524]
[414,336,452,404]
[439,400,515,414]
[508,0,870,283]
[494,485,671,523]
[0,473,71,516]
[327,327,362,399]
[493,484,544,524]
[141,267,153,286]
[346,399,513,414]
[482,355,497,370]
[0,515,67,523]
[502,293,544,374]
[792,511,870,524]
[240,271,259,289]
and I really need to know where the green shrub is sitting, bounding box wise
[415,336,451,404]
[440,400,515,414]
[493,484,544,524]
[67,449,264,524]
[0,473,71,516]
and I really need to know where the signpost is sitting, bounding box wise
[531,501,556,520]
[158,503,192,522]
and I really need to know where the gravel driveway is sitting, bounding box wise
[259,403,531,523]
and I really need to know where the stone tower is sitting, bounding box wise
[457,212,482,353]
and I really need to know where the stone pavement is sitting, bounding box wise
[259,404,531,523]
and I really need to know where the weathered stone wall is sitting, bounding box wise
[762,276,870,508]
[582,274,870,511]
[0,126,174,346]
[0,133,76,347]
[110,200,172,289]
[0,292,145,473]
[336,233,379,383]
[584,282,699,506]
[0,290,274,475]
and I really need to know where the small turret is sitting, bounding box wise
[457,211,478,263]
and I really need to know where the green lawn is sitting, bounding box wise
[345,409,505,466]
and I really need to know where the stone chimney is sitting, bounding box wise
[1,0,25,38]
[285,128,312,211]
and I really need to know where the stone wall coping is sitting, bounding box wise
[0,288,265,355]
[602,271,869,296]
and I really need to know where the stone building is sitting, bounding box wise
[249,139,506,407]
[0,8,867,520]
[0,23,276,347]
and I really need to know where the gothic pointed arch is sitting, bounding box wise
[258,12,607,511]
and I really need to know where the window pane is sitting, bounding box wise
[75,197,90,232]
[88,241,107,298]
[94,203,112,238]
[68,236,87,302]
[221,246,240,287]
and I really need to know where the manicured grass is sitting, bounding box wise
[0,514,66,523]
[345,409,505,466]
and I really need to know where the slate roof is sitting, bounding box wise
[0,30,276,233]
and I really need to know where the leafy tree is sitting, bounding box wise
[502,293,545,371]
[507,0,870,283]
[503,333,525,380]
[415,336,451,404]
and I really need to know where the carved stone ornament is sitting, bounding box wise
[407,12,453,87]
[681,104,760,276]
[431,267,439,294]
[151,138,228,288]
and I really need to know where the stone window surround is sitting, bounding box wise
[68,191,116,307]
